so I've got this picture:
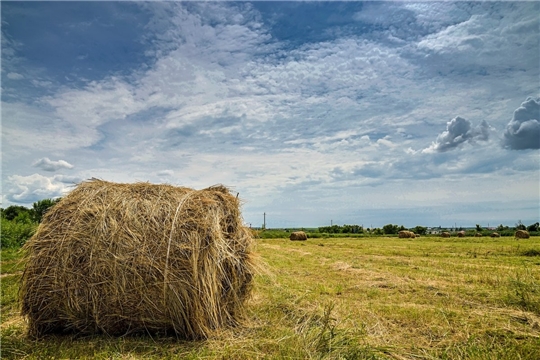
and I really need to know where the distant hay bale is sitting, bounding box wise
[290,231,307,241]
[515,230,530,239]
[475,233,483,237]
[457,231,465,238]
[249,228,260,239]
[491,232,501,238]
[398,230,415,238]
[441,232,451,238]
[20,179,257,339]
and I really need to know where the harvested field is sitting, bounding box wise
[2,236,540,359]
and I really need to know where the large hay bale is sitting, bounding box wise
[457,231,465,238]
[289,231,307,241]
[515,230,530,239]
[491,232,501,238]
[475,233,483,237]
[20,179,257,339]
[441,232,451,238]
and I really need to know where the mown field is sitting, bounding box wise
[2,236,540,359]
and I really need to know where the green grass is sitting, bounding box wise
[2,236,540,359]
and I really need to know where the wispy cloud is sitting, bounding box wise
[32,158,74,172]
[7,72,24,80]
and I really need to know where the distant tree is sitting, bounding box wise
[2,205,32,221]
[382,224,399,235]
[32,198,61,223]
[340,224,363,234]
[527,222,539,232]
[476,224,483,232]
[515,220,526,231]
[411,226,427,235]
[373,228,383,235]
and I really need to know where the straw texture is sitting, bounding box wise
[20,179,256,339]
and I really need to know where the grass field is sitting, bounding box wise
[2,236,539,359]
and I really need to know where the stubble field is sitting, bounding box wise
[1,236,539,359]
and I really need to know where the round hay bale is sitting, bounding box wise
[457,231,465,238]
[290,231,307,241]
[398,230,415,238]
[398,230,410,238]
[20,179,257,339]
[515,230,530,239]
[475,233,483,237]
[491,232,501,238]
[441,232,451,238]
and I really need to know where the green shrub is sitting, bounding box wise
[1,218,37,248]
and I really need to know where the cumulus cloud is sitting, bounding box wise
[423,116,490,153]
[32,157,74,172]
[6,174,69,204]
[503,97,540,150]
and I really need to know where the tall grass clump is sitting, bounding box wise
[505,268,540,315]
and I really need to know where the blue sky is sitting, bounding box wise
[2,1,539,229]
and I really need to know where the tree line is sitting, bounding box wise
[319,223,539,236]
[1,198,61,224]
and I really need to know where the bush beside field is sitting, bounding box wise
[0,218,37,248]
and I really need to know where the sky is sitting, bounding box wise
[1,1,539,229]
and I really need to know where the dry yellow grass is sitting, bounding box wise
[2,236,539,359]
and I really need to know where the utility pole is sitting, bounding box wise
[331,219,333,226]
[263,212,266,229]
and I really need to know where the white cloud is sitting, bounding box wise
[7,72,24,80]
[376,137,397,149]
[6,174,70,204]
[503,97,540,150]
[32,158,74,172]
[415,3,539,77]
[423,117,490,153]
[1,102,99,151]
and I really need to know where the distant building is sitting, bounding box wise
[427,227,441,235]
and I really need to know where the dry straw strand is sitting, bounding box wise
[20,179,257,340]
